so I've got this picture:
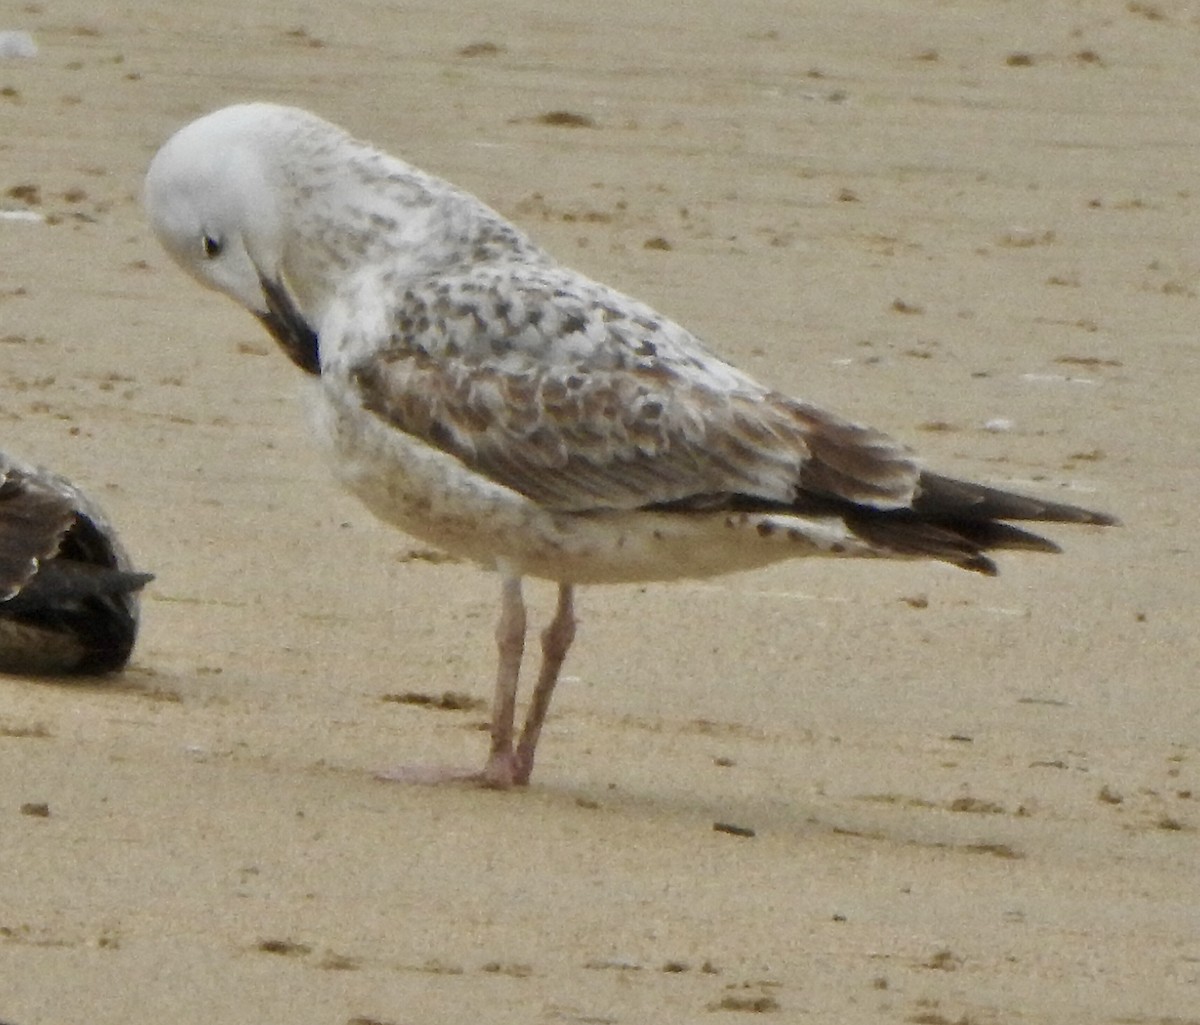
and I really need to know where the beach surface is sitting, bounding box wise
[1,2,1197,1022]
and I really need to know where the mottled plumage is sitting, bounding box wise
[144,103,1114,786]
[0,453,153,675]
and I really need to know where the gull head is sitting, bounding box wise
[144,104,320,375]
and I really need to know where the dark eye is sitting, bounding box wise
[201,234,223,258]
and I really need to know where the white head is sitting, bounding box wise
[144,103,320,374]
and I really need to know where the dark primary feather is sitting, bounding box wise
[350,266,1114,574]
[841,470,1117,574]
[913,471,1117,526]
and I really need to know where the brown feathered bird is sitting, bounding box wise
[0,453,152,675]
[144,103,1115,786]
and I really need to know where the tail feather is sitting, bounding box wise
[841,512,1002,575]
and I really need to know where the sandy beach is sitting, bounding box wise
[1,2,1197,1022]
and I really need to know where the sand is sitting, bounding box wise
[1,1,1197,1022]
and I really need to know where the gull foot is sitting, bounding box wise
[374,753,531,789]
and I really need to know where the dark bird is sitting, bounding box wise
[0,453,152,675]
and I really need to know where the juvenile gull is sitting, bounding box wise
[144,103,1115,787]
[0,452,153,675]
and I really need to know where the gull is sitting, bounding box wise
[0,452,153,675]
[144,103,1115,788]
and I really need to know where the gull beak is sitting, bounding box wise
[254,272,321,375]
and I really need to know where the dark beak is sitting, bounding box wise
[255,273,320,376]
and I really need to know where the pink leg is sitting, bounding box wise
[479,574,526,787]
[514,583,576,785]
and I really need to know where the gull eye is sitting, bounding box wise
[201,234,223,258]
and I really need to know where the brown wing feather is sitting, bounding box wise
[350,267,922,513]
[0,459,76,600]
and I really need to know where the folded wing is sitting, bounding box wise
[347,265,1114,574]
